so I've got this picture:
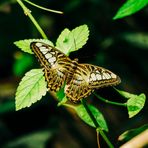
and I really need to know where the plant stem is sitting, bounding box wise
[24,0,63,14]
[16,0,48,39]
[93,92,127,107]
[62,103,76,110]
[81,99,114,148]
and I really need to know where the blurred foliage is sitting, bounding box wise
[113,0,148,19]
[118,124,148,142]
[0,0,148,147]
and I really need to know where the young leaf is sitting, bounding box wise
[127,93,146,118]
[113,0,148,20]
[56,28,72,55]
[15,69,47,110]
[115,89,137,99]
[14,39,54,54]
[70,24,89,52]
[75,104,108,131]
[56,24,89,55]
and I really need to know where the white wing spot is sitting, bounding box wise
[40,47,48,51]
[102,75,106,80]
[96,70,100,73]
[45,53,52,59]
[40,47,48,54]
[96,74,102,80]
[111,73,117,79]
[36,42,42,47]
[57,70,64,77]
[91,73,97,81]
[48,57,56,63]
[103,73,111,79]
[50,52,56,54]
[42,51,48,54]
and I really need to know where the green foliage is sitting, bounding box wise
[14,25,89,110]
[127,93,146,118]
[56,24,89,55]
[3,130,51,148]
[118,124,148,142]
[56,28,71,55]
[0,101,15,114]
[14,23,146,148]
[116,89,146,118]
[14,39,54,54]
[123,32,148,49]
[15,69,47,110]
[116,89,137,99]
[13,53,33,76]
[113,0,148,19]
[75,104,108,131]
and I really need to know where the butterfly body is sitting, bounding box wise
[30,42,121,102]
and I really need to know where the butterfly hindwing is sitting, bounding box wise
[65,64,94,102]
[87,64,121,88]
[65,64,120,102]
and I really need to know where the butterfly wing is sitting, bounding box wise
[65,64,94,102]
[65,64,120,102]
[30,42,74,91]
[87,64,121,88]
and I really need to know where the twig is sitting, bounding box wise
[81,99,114,148]
[93,92,127,107]
[16,0,48,39]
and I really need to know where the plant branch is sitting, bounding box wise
[81,99,114,148]
[23,0,63,14]
[16,0,48,39]
[93,92,127,107]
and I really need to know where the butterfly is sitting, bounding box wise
[30,42,121,102]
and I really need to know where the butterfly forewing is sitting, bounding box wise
[65,64,120,102]
[30,42,74,92]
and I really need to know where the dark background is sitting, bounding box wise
[0,0,148,147]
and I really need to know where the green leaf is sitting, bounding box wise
[75,104,108,131]
[115,89,146,118]
[15,69,47,110]
[56,24,89,55]
[113,0,148,20]
[56,28,72,55]
[118,124,148,142]
[70,24,89,52]
[115,89,137,99]
[127,93,146,118]
[56,84,68,105]
[57,96,68,106]
[14,39,54,54]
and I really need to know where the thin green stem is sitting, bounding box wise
[62,103,76,110]
[93,92,127,107]
[23,0,63,14]
[98,128,114,148]
[16,0,48,39]
[81,99,114,148]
